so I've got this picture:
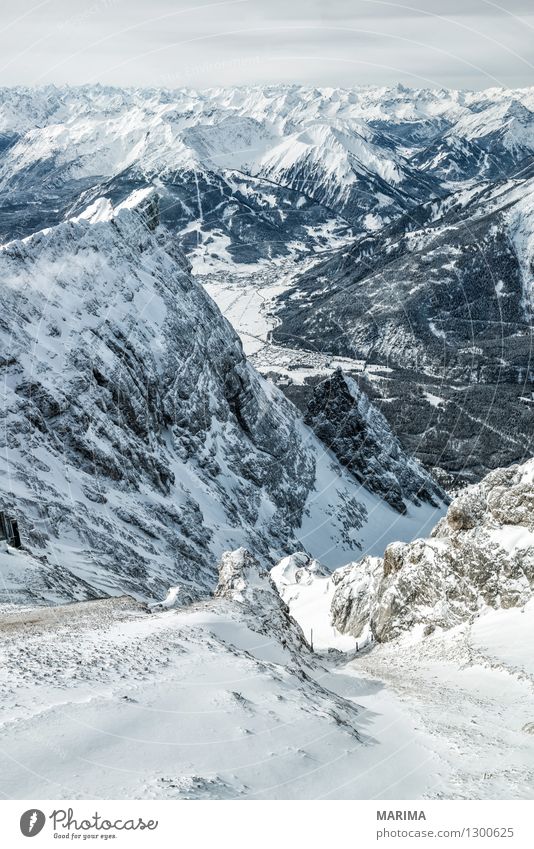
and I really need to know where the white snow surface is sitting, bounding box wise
[268,562,534,799]
[271,553,357,652]
[342,609,534,800]
[2,558,533,800]
[0,582,442,800]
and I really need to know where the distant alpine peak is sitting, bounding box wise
[1,82,534,263]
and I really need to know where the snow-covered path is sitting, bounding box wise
[273,563,534,801]
[343,606,534,800]
[0,596,443,800]
[1,595,532,799]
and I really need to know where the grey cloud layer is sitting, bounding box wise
[0,0,532,88]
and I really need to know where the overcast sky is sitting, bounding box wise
[0,0,533,90]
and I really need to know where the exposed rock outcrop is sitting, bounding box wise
[331,459,534,642]
[2,195,426,603]
[304,369,445,513]
[215,548,268,601]
[214,548,309,656]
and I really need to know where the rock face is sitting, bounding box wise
[0,195,316,601]
[304,369,445,513]
[0,192,443,604]
[331,459,534,642]
[0,196,302,600]
[215,548,268,601]
[270,551,329,589]
[214,547,310,656]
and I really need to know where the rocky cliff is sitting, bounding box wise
[0,193,444,604]
[331,459,534,642]
[304,368,445,513]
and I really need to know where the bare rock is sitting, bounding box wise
[331,458,534,642]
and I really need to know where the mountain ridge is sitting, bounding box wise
[0,191,445,605]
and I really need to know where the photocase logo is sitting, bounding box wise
[20,810,46,837]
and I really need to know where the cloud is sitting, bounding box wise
[0,0,532,89]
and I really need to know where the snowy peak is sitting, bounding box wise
[252,118,441,229]
[2,83,534,263]
[414,97,534,182]
[74,186,160,226]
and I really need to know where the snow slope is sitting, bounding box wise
[0,555,446,801]
[269,462,534,799]
[343,607,534,800]
[2,546,532,800]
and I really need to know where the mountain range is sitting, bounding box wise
[1,83,533,800]
[1,83,530,485]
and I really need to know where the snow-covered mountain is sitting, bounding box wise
[0,191,445,605]
[274,166,534,486]
[304,369,444,514]
[1,82,534,802]
[413,99,534,182]
[1,81,533,596]
[1,83,534,267]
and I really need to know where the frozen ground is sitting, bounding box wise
[1,591,532,799]
[0,594,440,800]
[341,604,534,800]
[274,560,534,800]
